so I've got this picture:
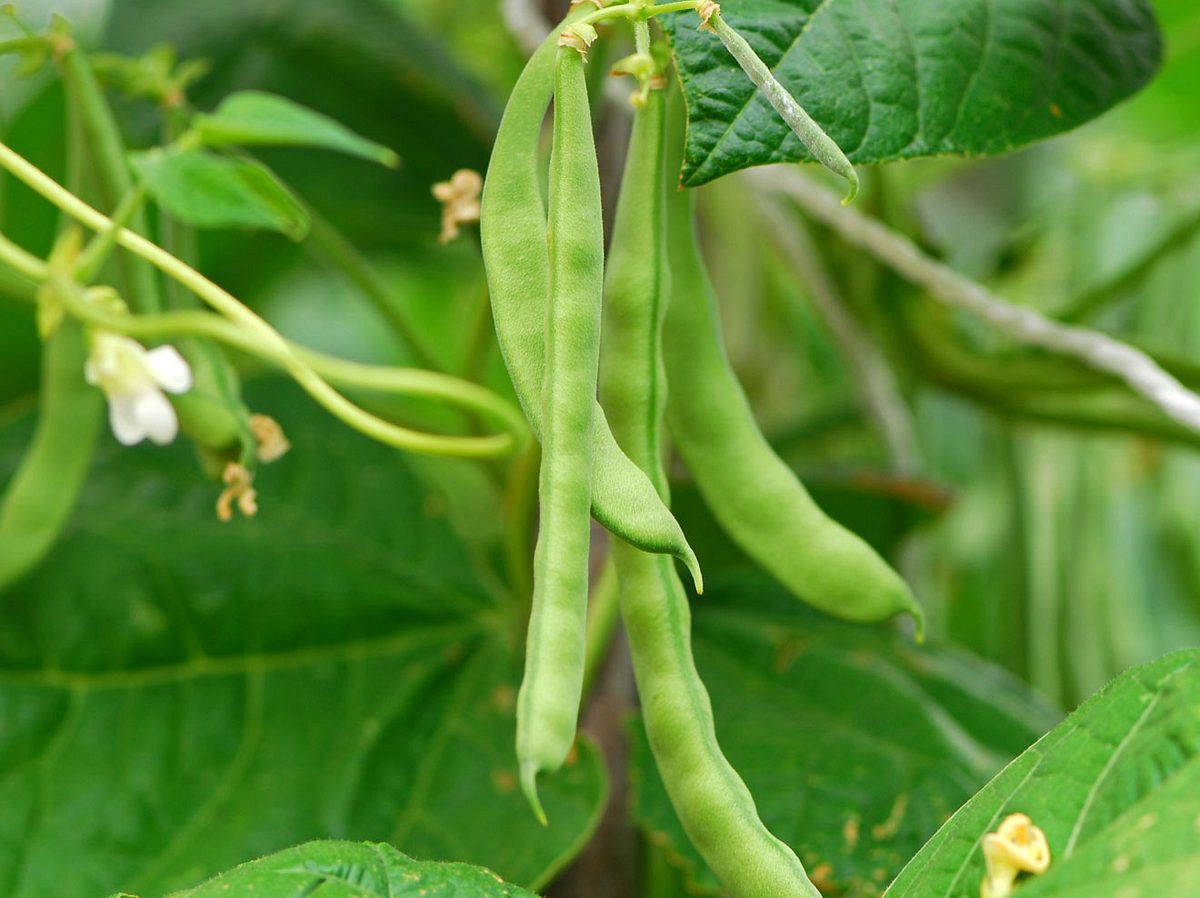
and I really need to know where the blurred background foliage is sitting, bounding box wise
[0,0,1197,896]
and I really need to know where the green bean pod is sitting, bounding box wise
[515,46,604,823]
[603,86,821,898]
[0,318,103,591]
[599,87,669,472]
[662,132,922,634]
[479,17,701,591]
[172,337,255,478]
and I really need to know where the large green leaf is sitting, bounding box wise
[171,841,538,898]
[0,382,605,898]
[663,0,1163,186]
[630,577,1060,898]
[885,650,1200,898]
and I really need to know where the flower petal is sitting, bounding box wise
[145,345,193,394]
[108,393,148,446]
[133,388,180,445]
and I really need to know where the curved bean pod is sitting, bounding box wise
[479,16,701,591]
[603,86,821,898]
[515,46,604,822]
[173,337,251,461]
[662,129,923,634]
[0,318,103,591]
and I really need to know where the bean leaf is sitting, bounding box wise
[0,382,606,898]
[663,0,1163,186]
[630,577,1061,898]
[195,91,400,167]
[132,148,311,239]
[171,841,538,898]
[885,649,1200,898]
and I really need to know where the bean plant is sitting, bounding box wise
[0,1,1196,897]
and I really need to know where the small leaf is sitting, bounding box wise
[173,841,539,898]
[132,148,311,239]
[663,0,1163,185]
[196,90,400,167]
[885,650,1200,898]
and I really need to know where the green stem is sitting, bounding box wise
[576,2,639,27]
[900,301,1200,449]
[634,17,651,55]
[759,195,920,471]
[0,231,49,282]
[56,35,163,312]
[76,181,151,282]
[646,1,701,14]
[159,116,202,310]
[45,275,528,456]
[762,169,1200,434]
[306,212,444,371]
[905,298,1112,394]
[0,140,526,459]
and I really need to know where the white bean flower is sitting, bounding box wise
[85,331,193,446]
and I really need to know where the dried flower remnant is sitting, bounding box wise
[249,413,290,463]
[558,22,598,57]
[980,813,1051,898]
[217,462,258,522]
[433,169,483,245]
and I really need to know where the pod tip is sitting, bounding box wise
[683,549,704,595]
[910,603,927,644]
[520,761,549,826]
[840,168,860,206]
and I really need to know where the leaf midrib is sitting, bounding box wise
[0,621,478,690]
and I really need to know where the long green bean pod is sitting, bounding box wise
[0,318,103,591]
[661,114,923,634]
[479,16,701,591]
[604,85,821,898]
[600,84,669,471]
[515,46,604,823]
